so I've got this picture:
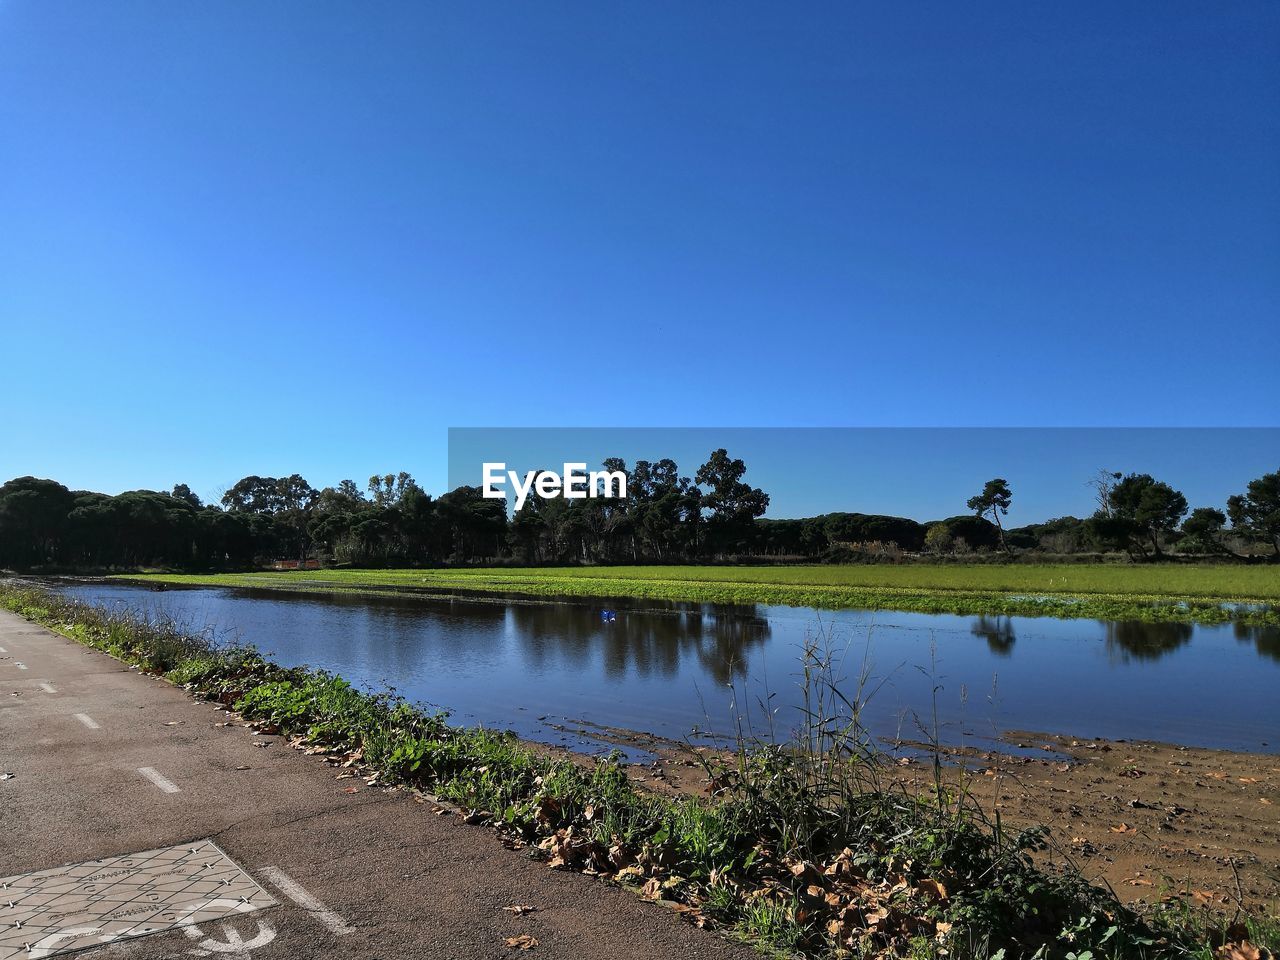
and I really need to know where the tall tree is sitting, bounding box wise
[1227,468,1280,558]
[221,476,281,514]
[1088,469,1123,517]
[1180,507,1230,556]
[694,449,768,555]
[368,472,417,508]
[435,485,508,561]
[1106,473,1188,558]
[221,474,316,560]
[170,484,203,509]
[966,478,1013,554]
[0,477,76,566]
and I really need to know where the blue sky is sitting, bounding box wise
[1,3,1277,510]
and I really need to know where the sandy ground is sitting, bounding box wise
[923,732,1280,909]
[584,726,1280,913]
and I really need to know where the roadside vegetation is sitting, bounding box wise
[123,564,1280,626]
[3,581,1274,960]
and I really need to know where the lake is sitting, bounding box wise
[48,581,1280,756]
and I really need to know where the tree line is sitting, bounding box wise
[0,452,1276,570]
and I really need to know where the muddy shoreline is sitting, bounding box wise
[532,723,1280,912]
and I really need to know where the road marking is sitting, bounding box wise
[0,645,7,652]
[137,766,180,793]
[258,866,355,936]
[0,841,273,958]
[39,682,57,693]
[182,912,278,957]
[74,713,100,729]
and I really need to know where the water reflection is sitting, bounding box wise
[970,616,1016,656]
[507,602,770,684]
[183,586,772,686]
[1104,620,1194,662]
[43,581,1280,754]
[1235,622,1280,662]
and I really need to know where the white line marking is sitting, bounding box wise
[39,682,56,693]
[138,766,180,793]
[74,713,100,729]
[0,645,7,653]
[258,866,355,936]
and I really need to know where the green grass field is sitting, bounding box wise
[123,563,1280,625]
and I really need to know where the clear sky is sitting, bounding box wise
[1,3,1277,508]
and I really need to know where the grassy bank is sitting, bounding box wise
[3,582,1274,959]
[122,564,1280,626]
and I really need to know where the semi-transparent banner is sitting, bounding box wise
[447,427,1279,525]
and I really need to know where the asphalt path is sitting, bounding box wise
[0,609,754,960]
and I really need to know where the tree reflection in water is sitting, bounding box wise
[509,601,770,684]
[1104,620,1193,662]
[1234,622,1280,663]
[970,615,1016,656]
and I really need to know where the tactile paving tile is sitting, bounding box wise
[0,840,275,958]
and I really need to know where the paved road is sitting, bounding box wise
[0,610,753,960]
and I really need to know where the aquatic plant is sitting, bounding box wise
[123,563,1280,626]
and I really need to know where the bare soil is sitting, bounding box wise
[933,732,1280,911]
[540,724,1280,913]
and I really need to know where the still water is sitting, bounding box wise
[51,582,1280,756]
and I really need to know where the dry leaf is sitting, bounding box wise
[504,934,539,950]
[1110,823,1136,834]
[917,878,948,901]
[615,865,645,884]
[1216,942,1266,960]
[503,905,538,915]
